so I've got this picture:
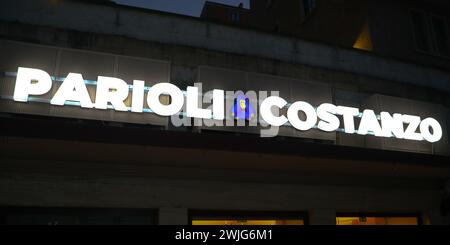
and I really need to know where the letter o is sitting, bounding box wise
[420,117,442,143]
[147,83,184,116]
[287,101,317,131]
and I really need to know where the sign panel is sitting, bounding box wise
[6,66,443,143]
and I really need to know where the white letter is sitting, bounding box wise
[336,106,360,134]
[95,76,129,111]
[14,67,52,102]
[402,115,423,141]
[260,96,288,126]
[420,117,442,143]
[147,83,184,116]
[317,103,340,132]
[186,86,212,119]
[131,80,145,113]
[287,101,317,131]
[380,112,404,138]
[213,89,225,120]
[50,73,93,108]
[358,109,383,136]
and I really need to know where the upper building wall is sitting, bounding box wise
[211,0,450,70]
[368,0,450,70]
[200,1,251,27]
[249,0,304,34]
[1,0,449,94]
[296,0,369,49]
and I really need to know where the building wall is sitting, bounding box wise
[200,2,251,27]
[250,0,304,34]
[1,26,448,155]
[249,0,450,70]
[368,0,450,70]
[1,136,449,224]
[1,0,449,93]
[296,0,368,48]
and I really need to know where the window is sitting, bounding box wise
[411,11,431,52]
[192,219,304,225]
[430,15,450,57]
[336,214,420,225]
[303,0,317,17]
[230,11,240,23]
[411,10,450,57]
[190,211,306,225]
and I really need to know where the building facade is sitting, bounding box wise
[0,0,450,225]
[201,1,251,27]
[202,0,450,70]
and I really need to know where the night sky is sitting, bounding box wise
[114,0,250,17]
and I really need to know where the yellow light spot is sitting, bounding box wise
[353,20,373,51]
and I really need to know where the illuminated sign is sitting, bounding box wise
[10,67,443,143]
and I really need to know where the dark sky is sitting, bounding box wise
[114,0,250,17]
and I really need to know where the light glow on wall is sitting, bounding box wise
[353,20,373,51]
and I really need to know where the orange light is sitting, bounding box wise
[336,216,418,225]
[192,219,304,225]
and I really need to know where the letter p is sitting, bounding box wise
[13,67,52,102]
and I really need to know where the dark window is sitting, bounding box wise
[230,11,240,23]
[303,0,317,17]
[411,10,450,57]
[411,11,431,52]
[431,15,450,57]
